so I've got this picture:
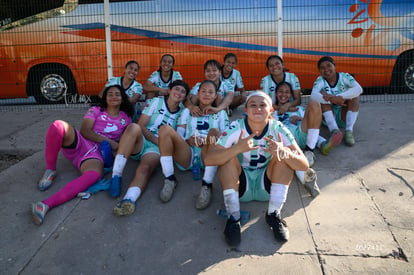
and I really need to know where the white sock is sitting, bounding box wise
[295,171,305,184]
[223,189,240,220]
[316,136,326,148]
[306,129,319,150]
[323,111,339,132]
[123,186,142,202]
[346,111,358,131]
[160,156,174,178]
[112,154,127,177]
[268,183,289,215]
[202,166,217,184]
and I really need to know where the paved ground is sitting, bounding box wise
[0,99,413,274]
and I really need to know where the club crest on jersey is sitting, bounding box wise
[87,108,95,115]
[120,118,126,125]
[222,131,228,137]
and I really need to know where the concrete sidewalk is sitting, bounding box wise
[0,101,413,274]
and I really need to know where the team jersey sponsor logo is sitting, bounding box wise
[196,121,210,131]
[104,123,118,133]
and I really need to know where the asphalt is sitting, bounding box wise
[0,98,413,274]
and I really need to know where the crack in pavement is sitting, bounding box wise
[355,172,409,262]
[387,168,414,198]
[18,200,82,274]
[296,181,327,275]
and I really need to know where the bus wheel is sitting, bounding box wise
[28,64,77,104]
[392,52,414,94]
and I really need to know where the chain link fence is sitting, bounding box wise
[1,0,413,111]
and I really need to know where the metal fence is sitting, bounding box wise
[0,0,413,110]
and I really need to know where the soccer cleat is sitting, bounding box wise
[109,175,122,197]
[224,216,241,247]
[320,129,342,155]
[304,168,320,198]
[38,169,57,191]
[32,201,49,226]
[195,183,212,210]
[113,199,136,216]
[344,130,355,146]
[304,150,315,167]
[265,211,289,242]
[160,178,177,202]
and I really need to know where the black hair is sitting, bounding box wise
[100,85,135,117]
[275,81,293,93]
[161,54,175,65]
[266,55,284,68]
[125,60,140,70]
[158,54,175,72]
[204,59,222,72]
[317,56,335,68]
[223,53,238,63]
[275,81,293,105]
[199,79,218,93]
[169,79,190,96]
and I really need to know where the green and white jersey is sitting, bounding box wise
[312,72,356,96]
[105,76,143,98]
[142,96,183,137]
[178,108,229,139]
[276,106,305,131]
[260,72,300,104]
[190,80,234,98]
[217,118,297,170]
[221,69,244,91]
[147,70,183,89]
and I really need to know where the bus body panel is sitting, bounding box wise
[0,0,413,100]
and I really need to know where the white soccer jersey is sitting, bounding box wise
[178,108,229,140]
[312,72,357,97]
[190,81,234,98]
[217,118,297,170]
[276,105,305,131]
[105,76,143,98]
[260,72,301,104]
[142,97,183,137]
[221,69,244,91]
[147,70,183,89]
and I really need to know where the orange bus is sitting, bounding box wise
[0,0,413,103]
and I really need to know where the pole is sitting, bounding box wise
[104,0,113,79]
[277,0,283,58]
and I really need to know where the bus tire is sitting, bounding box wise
[27,64,77,104]
[391,51,414,94]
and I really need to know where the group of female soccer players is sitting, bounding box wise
[32,53,362,247]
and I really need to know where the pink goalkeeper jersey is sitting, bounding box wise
[84,106,131,141]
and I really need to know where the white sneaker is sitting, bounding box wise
[304,168,320,198]
[304,150,315,167]
[195,185,212,210]
[38,169,56,191]
[160,178,177,202]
